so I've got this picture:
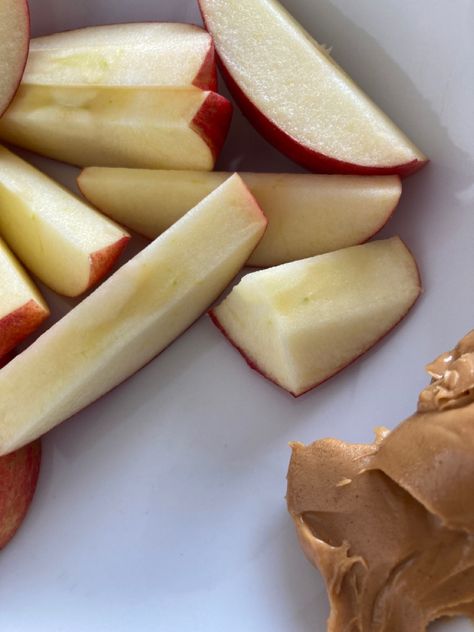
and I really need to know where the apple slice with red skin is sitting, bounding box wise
[0,435,41,550]
[0,174,266,455]
[0,236,49,359]
[0,0,29,117]
[78,168,401,267]
[0,355,41,551]
[0,145,130,297]
[210,237,421,396]
[0,440,41,550]
[199,0,427,176]
[24,23,217,91]
[0,86,232,170]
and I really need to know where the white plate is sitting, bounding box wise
[2,1,474,631]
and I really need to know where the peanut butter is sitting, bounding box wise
[419,330,474,412]
[287,331,474,631]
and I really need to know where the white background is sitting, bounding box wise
[2,0,474,630]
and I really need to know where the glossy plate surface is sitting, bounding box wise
[1,1,473,630]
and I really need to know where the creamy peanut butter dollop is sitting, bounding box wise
[287,331,474,631]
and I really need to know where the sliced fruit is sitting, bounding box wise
[78,168,401,266]
[24,23,216,90]
[0,237,49,359]
[0,439,41,549]
[0,0,29,116]
[210,237,421,396]
[199,0,427,176]
[0,145,130,297]
[0,174,267,454]
[0,86,231,169]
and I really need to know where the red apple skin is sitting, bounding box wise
[0,439,41,549]
[191,91,233,163]
[0,183,267,454]
[0,299,50,360]
[199,3,427,177]
[244,183,401,269]
[193,39,218,91]
[0,351,13,369]
[208,264,421,397]
[1,90,231,172]
[78,173,401,267]
[217,61,426,177]
[0,0,30,117]
[88,235,130,290]
[27,22,217,92]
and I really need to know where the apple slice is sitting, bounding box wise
[0,237,49,359]
[79,168,401,267]
[0,439,41,549]
[0,0,29,116]
[0,174,267,455]
[24,23,216,90]
[0,145,130,297]
[0,86,232,170]
[199,0,427,176]
[210,237,421,396]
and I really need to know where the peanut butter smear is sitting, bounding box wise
[419,329,474,412]
[287,331,474,631]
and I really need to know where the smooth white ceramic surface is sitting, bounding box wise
[1,1,473,631]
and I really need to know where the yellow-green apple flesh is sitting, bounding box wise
[0,438,41,549]
[210,237,421,396]
[78,168,401,267]
[0,174,267,454]
[24,23,217,90]
[0,146,130,297]
[0,237,49,359]
[0,86,232,169]
[0,0,29,116]
[199,0,427,176]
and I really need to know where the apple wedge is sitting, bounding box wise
[0,439,41,549]
[0,0,29,116]
[79,168,401,267]
[24,23,217,90]
[0,174,267,455]
[0,86,232,170]
[0,237,49,359]
[210,237,421,396]
[0,146,130,297]
[199,0,427,176]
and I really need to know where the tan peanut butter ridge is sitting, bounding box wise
[286,330,474,631]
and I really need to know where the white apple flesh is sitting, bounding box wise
[0,237,49,359]
[78,168,401,267]
[0,174,267,455]
[199,0,427,176]
[0,86,232,170]
[210,237,421,396]
[0,145,130,297]
[0,0,29,116]
[25,23,217,90]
